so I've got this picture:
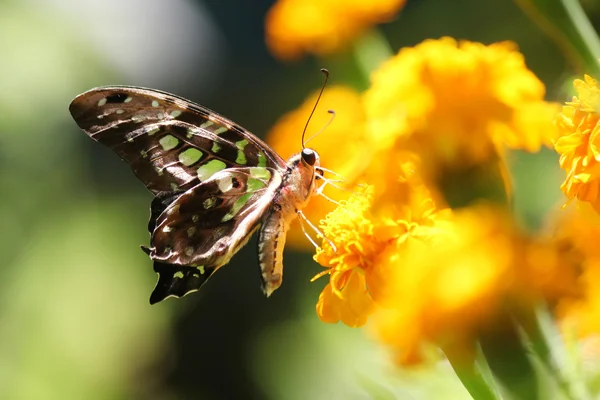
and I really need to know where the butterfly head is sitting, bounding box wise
[279,147,321,211]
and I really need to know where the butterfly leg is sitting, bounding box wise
[315,181,341,206]
[297,211,337,252]
[296,213,320,250]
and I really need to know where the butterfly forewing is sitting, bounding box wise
[69,86,286,194]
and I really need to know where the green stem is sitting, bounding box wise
[478,315,541,400]
[523,305,592,400]
[444,346,502,400]
[515,0,600,76]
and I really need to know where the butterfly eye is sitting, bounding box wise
[301,148,316,166]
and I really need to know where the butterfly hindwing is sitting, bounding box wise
[69,86,286,194]
[147,191,181,234]
[144,167,282,302]
[150,167,281,265]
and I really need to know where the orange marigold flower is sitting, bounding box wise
[266,86,367,249]
[555,75,600,213]
[363,37,558,181]
[313,179,447,328]
[265,0,406,60]
[371,205,576,365]
[313,185,379,327]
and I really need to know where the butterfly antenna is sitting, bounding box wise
[302,68,330,149]
[304,110,335,148]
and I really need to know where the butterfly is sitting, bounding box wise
[69,86,326,304]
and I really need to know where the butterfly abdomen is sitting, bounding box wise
[257,206,288,297]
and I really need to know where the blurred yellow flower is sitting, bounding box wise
[555,75,600,213]
[363,37,558,181]
[265,0,405,60]
[371,206,576,365]
[266,86,367,249]
[552,204,600,337]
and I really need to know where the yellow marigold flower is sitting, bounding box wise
[363,37,558,180]
[313,179,447,328]
[371,206,574,365]
[265,0,406,60]
[555,75,600,213]
[266,86,367,249]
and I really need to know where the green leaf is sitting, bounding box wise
[515,0,600,76]
[478,314,541,400]
[444,345,503,400]
[524,305,592,400]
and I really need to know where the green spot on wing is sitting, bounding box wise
[249,167,271,180]
[179,148,203,166]
[247,178,266,191]
[197,265,206,275]
[234,141,253,165]
[173,271,184,279]
[159,135,179,151]
[236,150,247,165]
[197,159,227,181]
[257,151,267,167]
[222,193,253,222]
[236,139,249,150]
[212,142,221,153]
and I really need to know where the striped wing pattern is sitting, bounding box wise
[69,86,286,194]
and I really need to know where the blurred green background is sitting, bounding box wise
[1,0,598,399]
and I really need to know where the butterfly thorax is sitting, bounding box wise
[275,150,320,218]
[257,149,320,297]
